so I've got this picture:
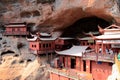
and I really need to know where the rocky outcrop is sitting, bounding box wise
[1,0,120,36]
[0,36,29,55]
[0,54,49,80]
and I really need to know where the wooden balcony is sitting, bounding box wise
[48,68,93,80]
[37,50,54,54]
[29,49,54,55]
[82,52,115,63]
[3,31,29,36]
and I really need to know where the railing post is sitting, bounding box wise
[96,53,98,61]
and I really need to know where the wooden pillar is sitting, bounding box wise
[76,57,80,70]
[81,60,84,71]
[65,56,69,68]
[36,50,39,56]
[66,57,68,68]
[46,52,49,62]
[79,58,81,71]
[86,60,90,73]
[68,56,71,68]
[96,43,98,53]
[59,56,63,63]
[102,40,104,54]
[76,57,78,70]
[51,53,53,61]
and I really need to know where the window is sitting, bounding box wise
[49,44,51,47]
[91,43,93,45]
[43,44,45,48]
[83,42,85,45]
[32,45,36,48]
[71,57,76,69]
[87,43,89,45]
[46,44,48,48]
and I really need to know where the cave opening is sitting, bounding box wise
[20,11,31,18]
[1,50,15,56]
[32,11,40,17]
[61,16,111,37]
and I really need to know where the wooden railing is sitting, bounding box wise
[37,50,54,54]
[3,31,29,35]
[29,49,55,54]
[48,68,93,80]
[82,52,115,63]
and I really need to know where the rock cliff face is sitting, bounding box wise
[0,0,120,36]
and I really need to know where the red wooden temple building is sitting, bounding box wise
[94,24,120,54]
[27,32,56,55]
[55,37,76,51]
[49,24,120,80]
[50,45,93,80]
[3,23,29,36]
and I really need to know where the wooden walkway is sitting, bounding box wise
[48,68,93,80]
[82,52,115,63]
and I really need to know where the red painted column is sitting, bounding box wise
[95,43,98,53]
[65,57,68,68]
[76,57,81,71]
[81,60,84,71]
[59,56,63,63]
[68,56,71,68]
[102,40,104,54]
[86,60,90,73]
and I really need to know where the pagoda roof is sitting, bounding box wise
[78,37,94,40]
[27,35,56,41]
[101,24,120,35]
[40,32,51,36]
[95,24,120,40]
[57,37,74,40]
[104,24,120,30]
[5,24,26,27]
[95,34,120,40]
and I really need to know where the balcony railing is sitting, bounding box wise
[3,31,29,35]
[48,68,93,80]
[37,50,54,54]
[82,52,115,63]
[29,49,54,54]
